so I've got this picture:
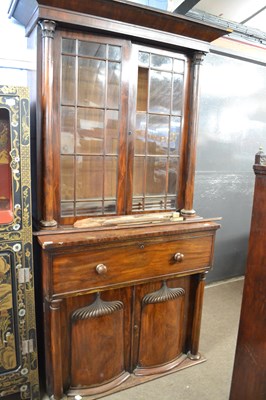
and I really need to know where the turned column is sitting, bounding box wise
[188,271,207,359]
[44,298,63,399]
[39,20,57,227]
[181,51,205,217]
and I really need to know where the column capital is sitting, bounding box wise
[39,20,56,39]
[192,51,206,66]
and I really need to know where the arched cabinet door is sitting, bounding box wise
[134,281,186,376]
[69,292,130,396]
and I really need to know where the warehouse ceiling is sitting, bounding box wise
[173,0,266,31]
[126,0,266,35]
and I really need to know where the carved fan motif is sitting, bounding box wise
[142,281,185,304]
[72,292,124,320]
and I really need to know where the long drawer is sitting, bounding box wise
[51,234,214,296]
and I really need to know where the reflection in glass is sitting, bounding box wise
[173,58,184,73]
[76,156,103,199]
[168,158,178,194]
[61,106,75,154]
[107,62,121,109]
[135,114,146,155]
[133,157,145,196]
[148,115,169,155]
[77,108,104,154]
[138,52,149,67]
[78,41,106,58]
[61,155,75,200]
[105,157,117,198]
[132,198,144,211]
[108,45,121,61]
[106,110,119,154]
[166,196,176,210]
[76,201,102,216]
[62,56,76,105]
[172,74,183,115]
[78,59,106,107]
[62,38,76,54]
[0,108,13,223]
[61,202,74,217]
[151,54,172,70]
[149,70,171,114]
[104,200,116,214]
[144,197,165,210]
[146,157,166,195]
[169,117,181,155]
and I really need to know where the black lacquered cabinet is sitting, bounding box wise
[0,86,39,399]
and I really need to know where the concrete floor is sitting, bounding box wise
[42,277,244,400]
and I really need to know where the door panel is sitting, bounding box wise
[135,281,185,374]
[70,293,127,388]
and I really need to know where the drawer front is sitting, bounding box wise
[52,235,214,296]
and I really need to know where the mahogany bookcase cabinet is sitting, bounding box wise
[10,1,227,399]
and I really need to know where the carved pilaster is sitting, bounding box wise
[39,20,57,228]
[181,51,206,217]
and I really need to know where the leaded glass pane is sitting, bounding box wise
[78,58,106,107]
[149,70,171,114]
[77,108,104,154]
[62,56,76,105]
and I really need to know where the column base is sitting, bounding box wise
[40,219,58,228]
[180,208,196,217]
[187,351,201,361]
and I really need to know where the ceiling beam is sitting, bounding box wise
[174,0,201,15]
[241,5,266,24]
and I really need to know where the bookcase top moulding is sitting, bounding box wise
[9,0,230,51]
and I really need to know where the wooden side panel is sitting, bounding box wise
[229,163,266,400]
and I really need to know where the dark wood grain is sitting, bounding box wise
[229,155,266,400]
[10,0,229,43]
[39,20,57,227]
[51,234,214,296]
[71,307,126,388]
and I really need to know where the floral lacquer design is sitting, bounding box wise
[0,254,17,373]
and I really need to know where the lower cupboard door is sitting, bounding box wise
[135,281,185,375]
[69,293,129,394]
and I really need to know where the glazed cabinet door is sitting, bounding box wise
[53,31,131,224]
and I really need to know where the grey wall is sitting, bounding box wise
[194,52,266,283]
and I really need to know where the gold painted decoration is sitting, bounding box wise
[0,254,17,373]
[0,86,39,399]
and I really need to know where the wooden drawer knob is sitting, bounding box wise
[95,264,108,275]
[174,253,184,262]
